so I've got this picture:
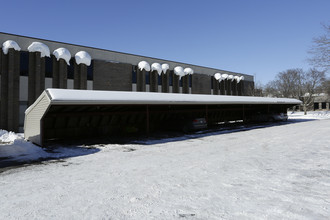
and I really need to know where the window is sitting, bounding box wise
[20,51,29,76]
[158,74,162,85]
[132,66,137,83]
[169,71,173,86]
[67,59,74,79]
[45,56,52,77]
[145,71,150,84]
[87,61,93,80]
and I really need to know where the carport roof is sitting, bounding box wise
[44,89,301,105]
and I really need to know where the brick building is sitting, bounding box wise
[0,32,254,132]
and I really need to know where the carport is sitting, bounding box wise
[24,89,301,146]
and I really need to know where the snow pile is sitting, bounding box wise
[184,67,194,75]
[75,51,91,66]
[151,63,162,75]
[2,40,21,54]
[161,63,169,74]
[0,130,18,143]
[138,61,150,71]
[53,48,71,65]
[27,42,50,57]
[0,130,49,162]
[214,73,221,81]
[234,75,240,83]
[174,66,185,79]
[228,75,234,81]
[0,130,98,163]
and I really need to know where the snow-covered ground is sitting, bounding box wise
[1,111,330,219]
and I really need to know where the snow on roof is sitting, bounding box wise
[240,76,244,81]
[184,68,194,75]
[53,48,71,65]
[214,73,221,81]
[75,51,91,66]
[27,42,50,57]
[234,76,240,83]
[138,61,151,71]
[174,66,185,79]
[151,63,162,75]
[2,40,21,54]
[44,88,302,105]
[228,75,234,81]
[161,63,169,74]
[221,74,228,80]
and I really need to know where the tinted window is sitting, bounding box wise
[67,59,74,79]
[87,61,93,80]
[20,51,29,76]
[45,56,52,77]
[132,66,137,83]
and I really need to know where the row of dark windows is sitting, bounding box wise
[19,51,93,80]
[132,66,192,87]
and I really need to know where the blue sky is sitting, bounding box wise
[1,0,329,84]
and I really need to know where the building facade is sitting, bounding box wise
[0,32,254,132]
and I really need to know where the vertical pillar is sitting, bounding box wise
[212,77,219,95]
[237,81,242,96]
[182,75,189,94]
[28,52,45,106]
[172,72,180,93]
[0,48,20,132]
[74,63,87,89]
[232,82,237,96]
[226,80,231,95]
[161,70,169,93]
[0,49,8,130]
[137,69,146,92]
[52,57,67,88]
[326,103,329,110]
[149,70,158,92]
[220,80,225,95]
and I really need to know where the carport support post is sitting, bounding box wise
[146,105,150,136]
[242,105,245,121]
[205,105,209,125]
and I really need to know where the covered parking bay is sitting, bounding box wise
[24,89,301,146]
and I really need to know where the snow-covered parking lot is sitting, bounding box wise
[1,111,330,219]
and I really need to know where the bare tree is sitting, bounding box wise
[301,68,326,114]
[264,68,325,114]
[322,78,330,96]
[269,69,304,99]
[307,24,330,71]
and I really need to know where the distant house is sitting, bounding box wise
[313,93,330,110]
